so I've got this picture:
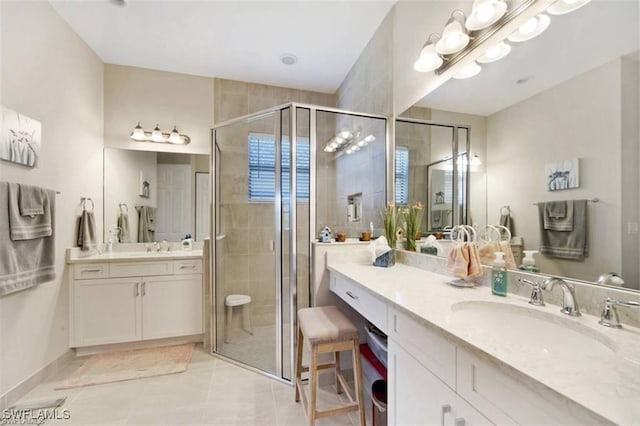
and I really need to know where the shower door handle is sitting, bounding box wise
[269,240,275,251]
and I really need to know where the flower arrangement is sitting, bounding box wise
[381,202,401,248]
[402,201,424,252]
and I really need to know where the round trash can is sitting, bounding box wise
[371,379,387,426]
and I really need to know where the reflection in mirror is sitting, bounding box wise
[104,148,210,243]
[400,1,639,289]
[394,118,471,232]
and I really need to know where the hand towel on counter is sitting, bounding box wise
[7,183,52,240]
[467,243,484,278]
[446,242,470,278]
[543,200,573,231]
[117,212,130,243]
[0,182,56,296]
[77,209,97,251]
[136,206,157,243]
[18,184,45,216]
[538,200,588,260]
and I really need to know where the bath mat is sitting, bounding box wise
[55,343,194,389]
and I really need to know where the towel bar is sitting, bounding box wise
[533,198,599,205]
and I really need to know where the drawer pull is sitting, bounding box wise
[179,265,196,269]
[455,418,466,426]
[345,291,358,300]
[441,404,451,426]
[142,282,146,296]
[135,283,140,297]
[82,269,101,273]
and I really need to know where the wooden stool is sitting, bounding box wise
[295,306,365,426]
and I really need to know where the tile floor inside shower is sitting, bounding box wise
[13,344,363,425]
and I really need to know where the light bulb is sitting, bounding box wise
[414,41,443,73]
[475,3,495,23]
[151,124,164,142]
[130,122,146,141]
[357,140,367,147]
[340,130,352,140]
[508,13,550,42]
[324,146,335,153]
[353,145,360,152]
[436,16,470,55]
[330,141,339,149]
[477,41,511,63]
[335,137,345,145]
[519,17,538,35]
[453,61,482,79]
[346,148,353,155]
[168,126,182,144]
[547,0,591,15]
[364,135,376,143]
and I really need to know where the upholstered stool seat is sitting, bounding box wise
[224,294,252,343]
[295,306,365,426]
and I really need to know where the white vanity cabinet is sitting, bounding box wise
[330,270,601,426]
[70,259,203,347]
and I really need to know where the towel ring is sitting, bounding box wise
[461,225,477,243]
[494,225,512,242]
[81,197,94,212]
[452,225,470,242]
[478,225,501,243]
[119,203,128,214]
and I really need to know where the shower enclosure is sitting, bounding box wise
[211,104,388,382]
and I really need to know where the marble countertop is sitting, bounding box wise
[67,249,203,264]
[327,261,640,425]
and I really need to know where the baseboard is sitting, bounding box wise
[74,335,203,357]
[0,349,75,410]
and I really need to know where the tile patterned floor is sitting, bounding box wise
[12,345,362,426]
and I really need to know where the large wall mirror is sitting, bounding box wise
[104,148,210,243]
[396,1,639,290]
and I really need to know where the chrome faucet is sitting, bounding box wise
[599,298,640,328]
[518,278,545,306]
[540,277,581,316]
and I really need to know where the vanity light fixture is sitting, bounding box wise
[465,0,507,31]
[436,11,470,55]
[477,41,511,63]
[130,122,191,145]
[414,34,444,73]
[547,0,592,15]
[453,61,482,79]
[507,13,551,43]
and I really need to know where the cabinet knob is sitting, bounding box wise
[441,404,451,426]
[455,418,466,426]
[142,282,146,296]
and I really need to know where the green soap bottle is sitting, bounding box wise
[491,252,507,296]
[518,250,540,273]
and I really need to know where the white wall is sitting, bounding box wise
[486,59,622,281]
[104,64,214,155]
[0,1,104,398]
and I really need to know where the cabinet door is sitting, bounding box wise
[388,339,457,426]
[73,278,142,346]
[142,274,203,340]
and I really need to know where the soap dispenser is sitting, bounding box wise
[182,234,193,251]
[491,251,507,296]
[518,250,540,273]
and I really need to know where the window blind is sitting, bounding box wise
[395,146,409,205]
[248,134,310,202]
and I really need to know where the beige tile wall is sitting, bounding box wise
[214,79,335,331]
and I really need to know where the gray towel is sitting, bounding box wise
[77,210,97,251]
[117,213,130,243]
[499,212,514,239]
[538,200,588,260]
[543,201,573,231]
[8,183,52,240]
[136,206,156,243]
[0,182,56,296]
[19,184,45,216]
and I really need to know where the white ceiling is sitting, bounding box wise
[418,0,640,116]
[49,0,395,94]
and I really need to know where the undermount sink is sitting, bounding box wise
[449,301,617,359]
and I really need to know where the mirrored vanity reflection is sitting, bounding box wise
[396,1,639,289]
[103,148,210,243]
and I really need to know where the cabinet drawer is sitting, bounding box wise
[457,348,597,425]
[173,259,202,275]
[109,261,173,278]
[387,307,456,389]
[330,273,387,333]
[74,263,109,280]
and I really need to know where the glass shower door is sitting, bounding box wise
[213,112,280,375]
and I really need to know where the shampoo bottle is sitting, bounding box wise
[491,251,507,296]
[518,250,540,273]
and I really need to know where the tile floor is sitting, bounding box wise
[13,345,363,426]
